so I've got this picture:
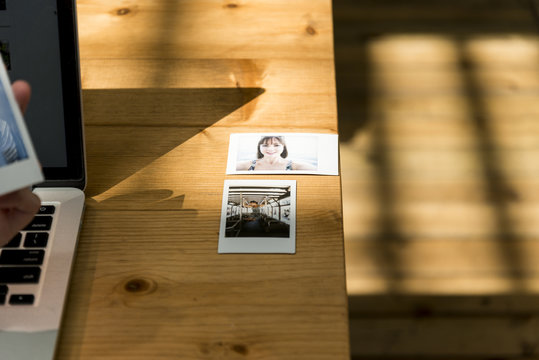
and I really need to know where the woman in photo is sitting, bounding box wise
[236,135,316,171]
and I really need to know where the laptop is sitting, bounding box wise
[0,0,86,359]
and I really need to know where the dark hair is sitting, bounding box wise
[257,136,288,159]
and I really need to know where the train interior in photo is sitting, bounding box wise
[225,185,291,238]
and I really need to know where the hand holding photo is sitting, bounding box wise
[226,133,339,175]
[218,180,296,254]
[0,58,43,195]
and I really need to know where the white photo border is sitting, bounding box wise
[218,179,296,254]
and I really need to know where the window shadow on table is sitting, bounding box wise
[334,0,539,358]
[82,87,265,198]
[335,0,539,291]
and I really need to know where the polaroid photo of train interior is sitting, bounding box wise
[226,133,339,175]
[218,180,296,254]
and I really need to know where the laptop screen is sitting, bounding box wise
[1,0,84,188]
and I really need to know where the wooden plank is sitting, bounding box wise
[341,149,539,181]
[341,180,539,204]
[348,294,539,315]
[333,0,535,21]
[349,316,539,358]
[77,0,334,60]
[333,0,538,37]
[82,89,338,129]
[337,66,539,94]
[345,239,539,280]
[339,117,539,149]
[81,59,336,90]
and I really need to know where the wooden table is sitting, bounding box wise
[55,1,349,358]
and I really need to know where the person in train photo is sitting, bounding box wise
[236,135,316,171]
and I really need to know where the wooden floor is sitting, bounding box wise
[334,0,539,358]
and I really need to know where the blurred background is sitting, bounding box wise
[333,0,539,358]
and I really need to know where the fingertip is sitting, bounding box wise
[12,80,31,113]
[29,191,41,211]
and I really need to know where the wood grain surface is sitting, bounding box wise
[55,1,348,359]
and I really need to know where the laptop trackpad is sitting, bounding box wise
[0,330,58,360]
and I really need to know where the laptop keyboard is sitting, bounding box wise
[0,204,55,306]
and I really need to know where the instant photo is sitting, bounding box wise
[226,133,339,175]
[218,180,296,254]
[0,56,43,195]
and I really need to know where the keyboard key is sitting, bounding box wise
[3,233,22,248]
[38,205,56,215]
[0,284,6,305]
[24,233,49,248]
[24,216,53,231]
[0,285,7,305]
[0,250,45,265]
[0,267,41,283]
[9,294,35,305]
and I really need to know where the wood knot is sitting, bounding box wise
[480,297,492,306]
[413,305,433,318]
[460,58,474,70]
[199,342,249,356]
[521,341,538,357]
[305,25,317,35]
[116,8,131,16]
[366,152,382,164]
[224,3,239,8]
[231,344,249,355]
[123,278,156,295]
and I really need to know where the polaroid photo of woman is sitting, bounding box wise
[226,133,339,175]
